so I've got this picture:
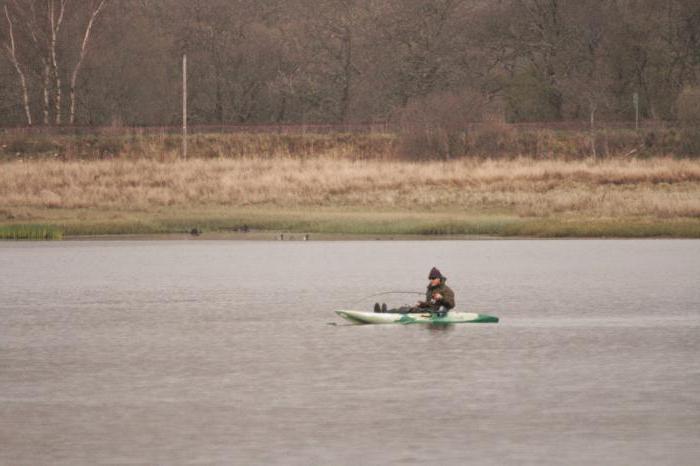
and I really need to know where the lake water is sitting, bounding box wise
[1,239,699,465]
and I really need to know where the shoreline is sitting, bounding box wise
[58,232,699,241]
[59,232,520,241]
[3,213,700,241]
[2,206,700,240]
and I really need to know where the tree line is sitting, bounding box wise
[1,0,699,128]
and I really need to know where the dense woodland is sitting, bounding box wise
[1,0,699,128]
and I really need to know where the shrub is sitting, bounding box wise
[677,87,700,157]
[680,127,700,157]
[677,87,700,124]
[95,136,125,158]
[467,122,516,155]
[398,128,455,161]
[2,135,61,156]
[396,90,486,160]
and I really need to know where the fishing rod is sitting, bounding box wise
[350,291,424,307]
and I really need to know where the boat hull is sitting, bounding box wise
[336,310,499,325]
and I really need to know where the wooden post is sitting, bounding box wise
[633,92,639,131]
[182,54,187,159]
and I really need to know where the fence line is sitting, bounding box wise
[0,123,388,136]
[0,120,679,136]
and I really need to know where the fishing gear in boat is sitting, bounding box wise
[349,291,424,307]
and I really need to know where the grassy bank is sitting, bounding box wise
[2,205,699,239]
[1,156,699,238]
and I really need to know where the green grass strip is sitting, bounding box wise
[0,224,63,240]
[2,208,699,239]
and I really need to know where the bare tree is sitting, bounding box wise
[0,0,698,127]
[69,0,107,124]
[299,0,371,123]
[0,0,109,126]
[48,0,67,124]
[372,0,474,110]
[2,4,32,125]
[13,0,53,125]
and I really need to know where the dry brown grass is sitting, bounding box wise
[1,156,699,220]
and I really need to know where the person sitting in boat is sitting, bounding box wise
[374,267,455,317]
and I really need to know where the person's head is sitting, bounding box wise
[428,267,444,286]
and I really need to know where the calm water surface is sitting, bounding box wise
[1,239,699,465]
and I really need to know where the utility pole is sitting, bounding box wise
[182,54,188,159]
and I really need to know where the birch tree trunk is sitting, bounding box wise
[42,62,51,125]
[69,0,107,125]
[3,5,32,126]
[339,26,352,124]
[49,0,67,125]
[23,1,52,125]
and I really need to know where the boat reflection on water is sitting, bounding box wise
[424,322,455,332]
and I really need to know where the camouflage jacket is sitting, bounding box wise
[421,280,455,310]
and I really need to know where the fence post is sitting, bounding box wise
[182,53,187,159]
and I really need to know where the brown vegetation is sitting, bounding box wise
[1,126,697,162]
[2,156,699,221]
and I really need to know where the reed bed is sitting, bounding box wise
[1,157,699,218]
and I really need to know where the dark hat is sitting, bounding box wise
[428,267,444,279]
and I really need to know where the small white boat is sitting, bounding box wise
[336,309,499,325]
